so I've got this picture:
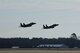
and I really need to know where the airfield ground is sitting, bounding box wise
[0,48,80,53]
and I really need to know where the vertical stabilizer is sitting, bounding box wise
[20,23,23,26]
[43,25,45,28]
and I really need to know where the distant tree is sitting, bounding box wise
[70,33,77,40]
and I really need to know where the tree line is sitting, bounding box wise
[0,36,80,48]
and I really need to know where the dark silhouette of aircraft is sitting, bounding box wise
[43,24,59,29]
[20,22,36,28]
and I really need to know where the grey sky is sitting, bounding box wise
[0,0,80,38]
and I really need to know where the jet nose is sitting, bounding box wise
[32,22,36,24]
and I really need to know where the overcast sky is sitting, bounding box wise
[0,0,80,38]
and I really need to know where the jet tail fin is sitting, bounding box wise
[46,25,48,27]
[43,25,46,28]
[20,23,23,26]
[23,23,25,26]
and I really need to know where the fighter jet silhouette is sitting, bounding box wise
[43,24,59,29]
[20,22,36,28]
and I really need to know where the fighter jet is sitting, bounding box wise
[20,22,36,28]
[43,24,59,29]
